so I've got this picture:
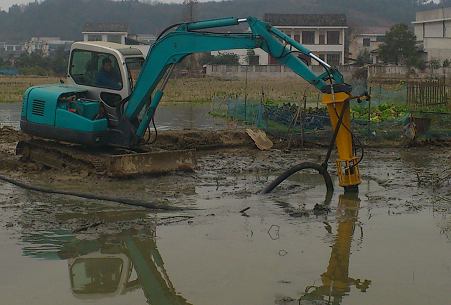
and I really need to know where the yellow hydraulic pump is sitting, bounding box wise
[323,92,362,190]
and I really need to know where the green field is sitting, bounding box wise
[162,77,315,103]
[0,76,59,103]
[0,76,315,104]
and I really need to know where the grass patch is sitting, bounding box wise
[161,77,316,103]
[0,76,59,103]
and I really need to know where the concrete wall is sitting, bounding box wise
[414,7,451,62]
[206,64,451,81]
[416,7,451,21]
[205,64,354,80]
[368,64,451,80]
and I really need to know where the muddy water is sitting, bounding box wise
[0,148,450,305]
[0,102,227,130]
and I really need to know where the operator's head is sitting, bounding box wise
[102,57,113,72]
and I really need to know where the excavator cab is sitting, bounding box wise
[66,42,145,127]
[67,41,145,105]
[69,251,132,298]
[20,42,145,144]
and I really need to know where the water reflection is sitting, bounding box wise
[62,234,191,304]
[300,193,371,305]
[24,229,192,304]
[18,193,372,305]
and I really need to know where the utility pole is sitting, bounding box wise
[183,0,200,75]
[183,0,198,22]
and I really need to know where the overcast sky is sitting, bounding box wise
[0,0,218,11]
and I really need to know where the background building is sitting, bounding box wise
[263,13,348,66]
[349,27,387,64]
[0,42,25,58]
[83,23,129,44]
[413,7,451,62]
[211,13,348,66]
[24,37,73,56]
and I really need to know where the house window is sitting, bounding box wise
[326,53,341,66]
[319,54,326,61]
[302,31,315,44]
[319,33,325,44]
[327,31,340,45]
[107,35,122,44]
[294,34,300,43]
[298,53,311,66]
[269,56,278,65]
[363,38,371,47]
[87,34,102,41]
[282,30,292,38]
[248,54,259,65]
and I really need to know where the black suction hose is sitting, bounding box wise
[0,174,190,211]
[261,162,333,194]
[262,100,350,196]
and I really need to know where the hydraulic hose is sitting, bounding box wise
[261,162,334,195]
[0,174,189,211]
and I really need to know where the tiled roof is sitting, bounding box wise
[83,23,128,33]
[264,13,347,27]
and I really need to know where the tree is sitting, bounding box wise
[379,24,420,67]
[429,58,441,70]
[355,49,371,66]
[199,53,239,65]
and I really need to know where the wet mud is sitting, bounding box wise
[0,127,450,305]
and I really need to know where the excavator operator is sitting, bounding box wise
[96,57,122,90]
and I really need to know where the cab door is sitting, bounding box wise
[67,48,129,126]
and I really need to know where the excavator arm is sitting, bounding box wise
[125,16,342,129]
[124,16,361,190]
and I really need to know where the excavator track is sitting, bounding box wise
[16,139,195,177]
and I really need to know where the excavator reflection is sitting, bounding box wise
[299,192,371,305]
[20,194,369,305]
[20,207,192,305]
[58,234,191,305]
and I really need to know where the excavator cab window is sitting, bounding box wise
[70,257,124,294]
[69,50,123,90]
[125,57,144,91]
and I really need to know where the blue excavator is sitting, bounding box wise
[18,16,365,191]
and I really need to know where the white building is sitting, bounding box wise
[264,13,348,66]
[83,23,128,45]
[126,34,157,46]
[212,13,348,66]
[24,37,73,56]
[349,27,388,64]
[413,7,451,62]
[0,42,25,57]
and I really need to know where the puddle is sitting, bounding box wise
[0,147,450,305]
[0,102,227,130]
